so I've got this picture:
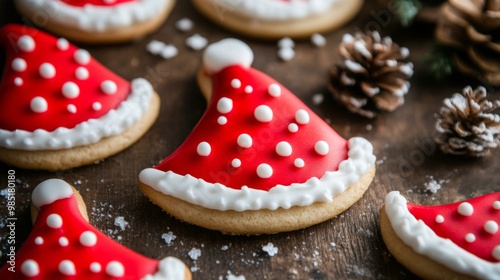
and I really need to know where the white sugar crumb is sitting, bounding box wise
[347,265,373,278]
[424,176,448,194]
[160,44,178,59]
[278,47,295,61]
[190,266,199,272]
[262,243,278,256]
[186,34,208,50]
[312,93,324,106]
[114,216,129,231]
[311,33,326,47]
[226,271,245,280]
[365,124,373,131]
[330,242,336,248]
[176,17,193,32]
[221,245,229,251]
[161,231,176,245]
[278,37,295,48]
[188,248,202,260]
[147,40,165,55]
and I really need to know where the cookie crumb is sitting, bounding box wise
[262,242,278,256]
[161,231,176,245]
[186,34,208,50]
[176,17,193,32]
[311,33,326,47]
[114,216,128,231]
[188,247,202,260]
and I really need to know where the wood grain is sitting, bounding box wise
[1,1,499,279]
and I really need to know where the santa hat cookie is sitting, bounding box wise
[381,191,500,279]
[14,0,175,44]
[191,0,364,39]
[0,179,191,280]
[139,39,376,234]
[0,24,160,170]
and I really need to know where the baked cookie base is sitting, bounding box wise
[0,92,160,171]
[192,0,364,39]
[379,206,475,280]
[14,0,175,44]
[139,166,375,235]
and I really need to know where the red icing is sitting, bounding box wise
[154,65,348,191]
[0,24,130,132]
[59,0,137,7]
[0,189,161,279]
[408,192,500,262]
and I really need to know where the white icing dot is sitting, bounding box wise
[59,237,69,247]
[74,49,91,65]
[295,109,310,124]
[493,245,500,261]
[268,84,281,97]
[457,202,474,216]
[21,260,39,277]
[288,123,299,133]
[46,213,63,228]
[276,141,292,157]
[59,260,76,276]
[75,67,89,80]
[244,85,253,94]
[254,105,273,122]
[217,97,233,114]
[30,97,48,113]
[12,58,27,72]
[231,79,241,89]
[18,35,35,52]
[67,104,77,113]
[57,38,69,51]
[39,63,56,79]
[101,80,117,95]
[435,215,444,223]
[217,116,227,125]
[14,77,23,86]
[197,142,211,156]
[484,220,499,234]
[80,231,97,247]
[106,261,125,277]
[294,158,305,168]
[465,233,476,243]
[256,163,273,179]
[62,82,80,99]
[92,102,102,111]
[231,158,241,168]
[237,134,253,148]
[493,201,500,210]
[34,236,43,245]
[314,141,329,156]
[90,262,102,273]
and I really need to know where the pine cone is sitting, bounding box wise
[435,86,500,157]
[435,0,500,85]
[328,31,414,118]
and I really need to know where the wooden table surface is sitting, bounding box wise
[1,1,499,279]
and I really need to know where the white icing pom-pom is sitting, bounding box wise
[32,179,73,207]
[30,97,48,113]
[244,85,253,94]
[288,123,299,133]
[34,236,44,245]
[493,245,500,261]
[21,260,39,277]
[203,38,254,74]
[14,77,23,86]
[231,79,242,89]
[67,104,77,113]
[485,220,499,234]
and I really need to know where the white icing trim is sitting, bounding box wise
[384,191,500,279]
[139,137,375,212]
[0,78,153,150]
[32,179,73,208]
[142,257,185,280]
[16,0,169,33]
[210,0,340,21]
